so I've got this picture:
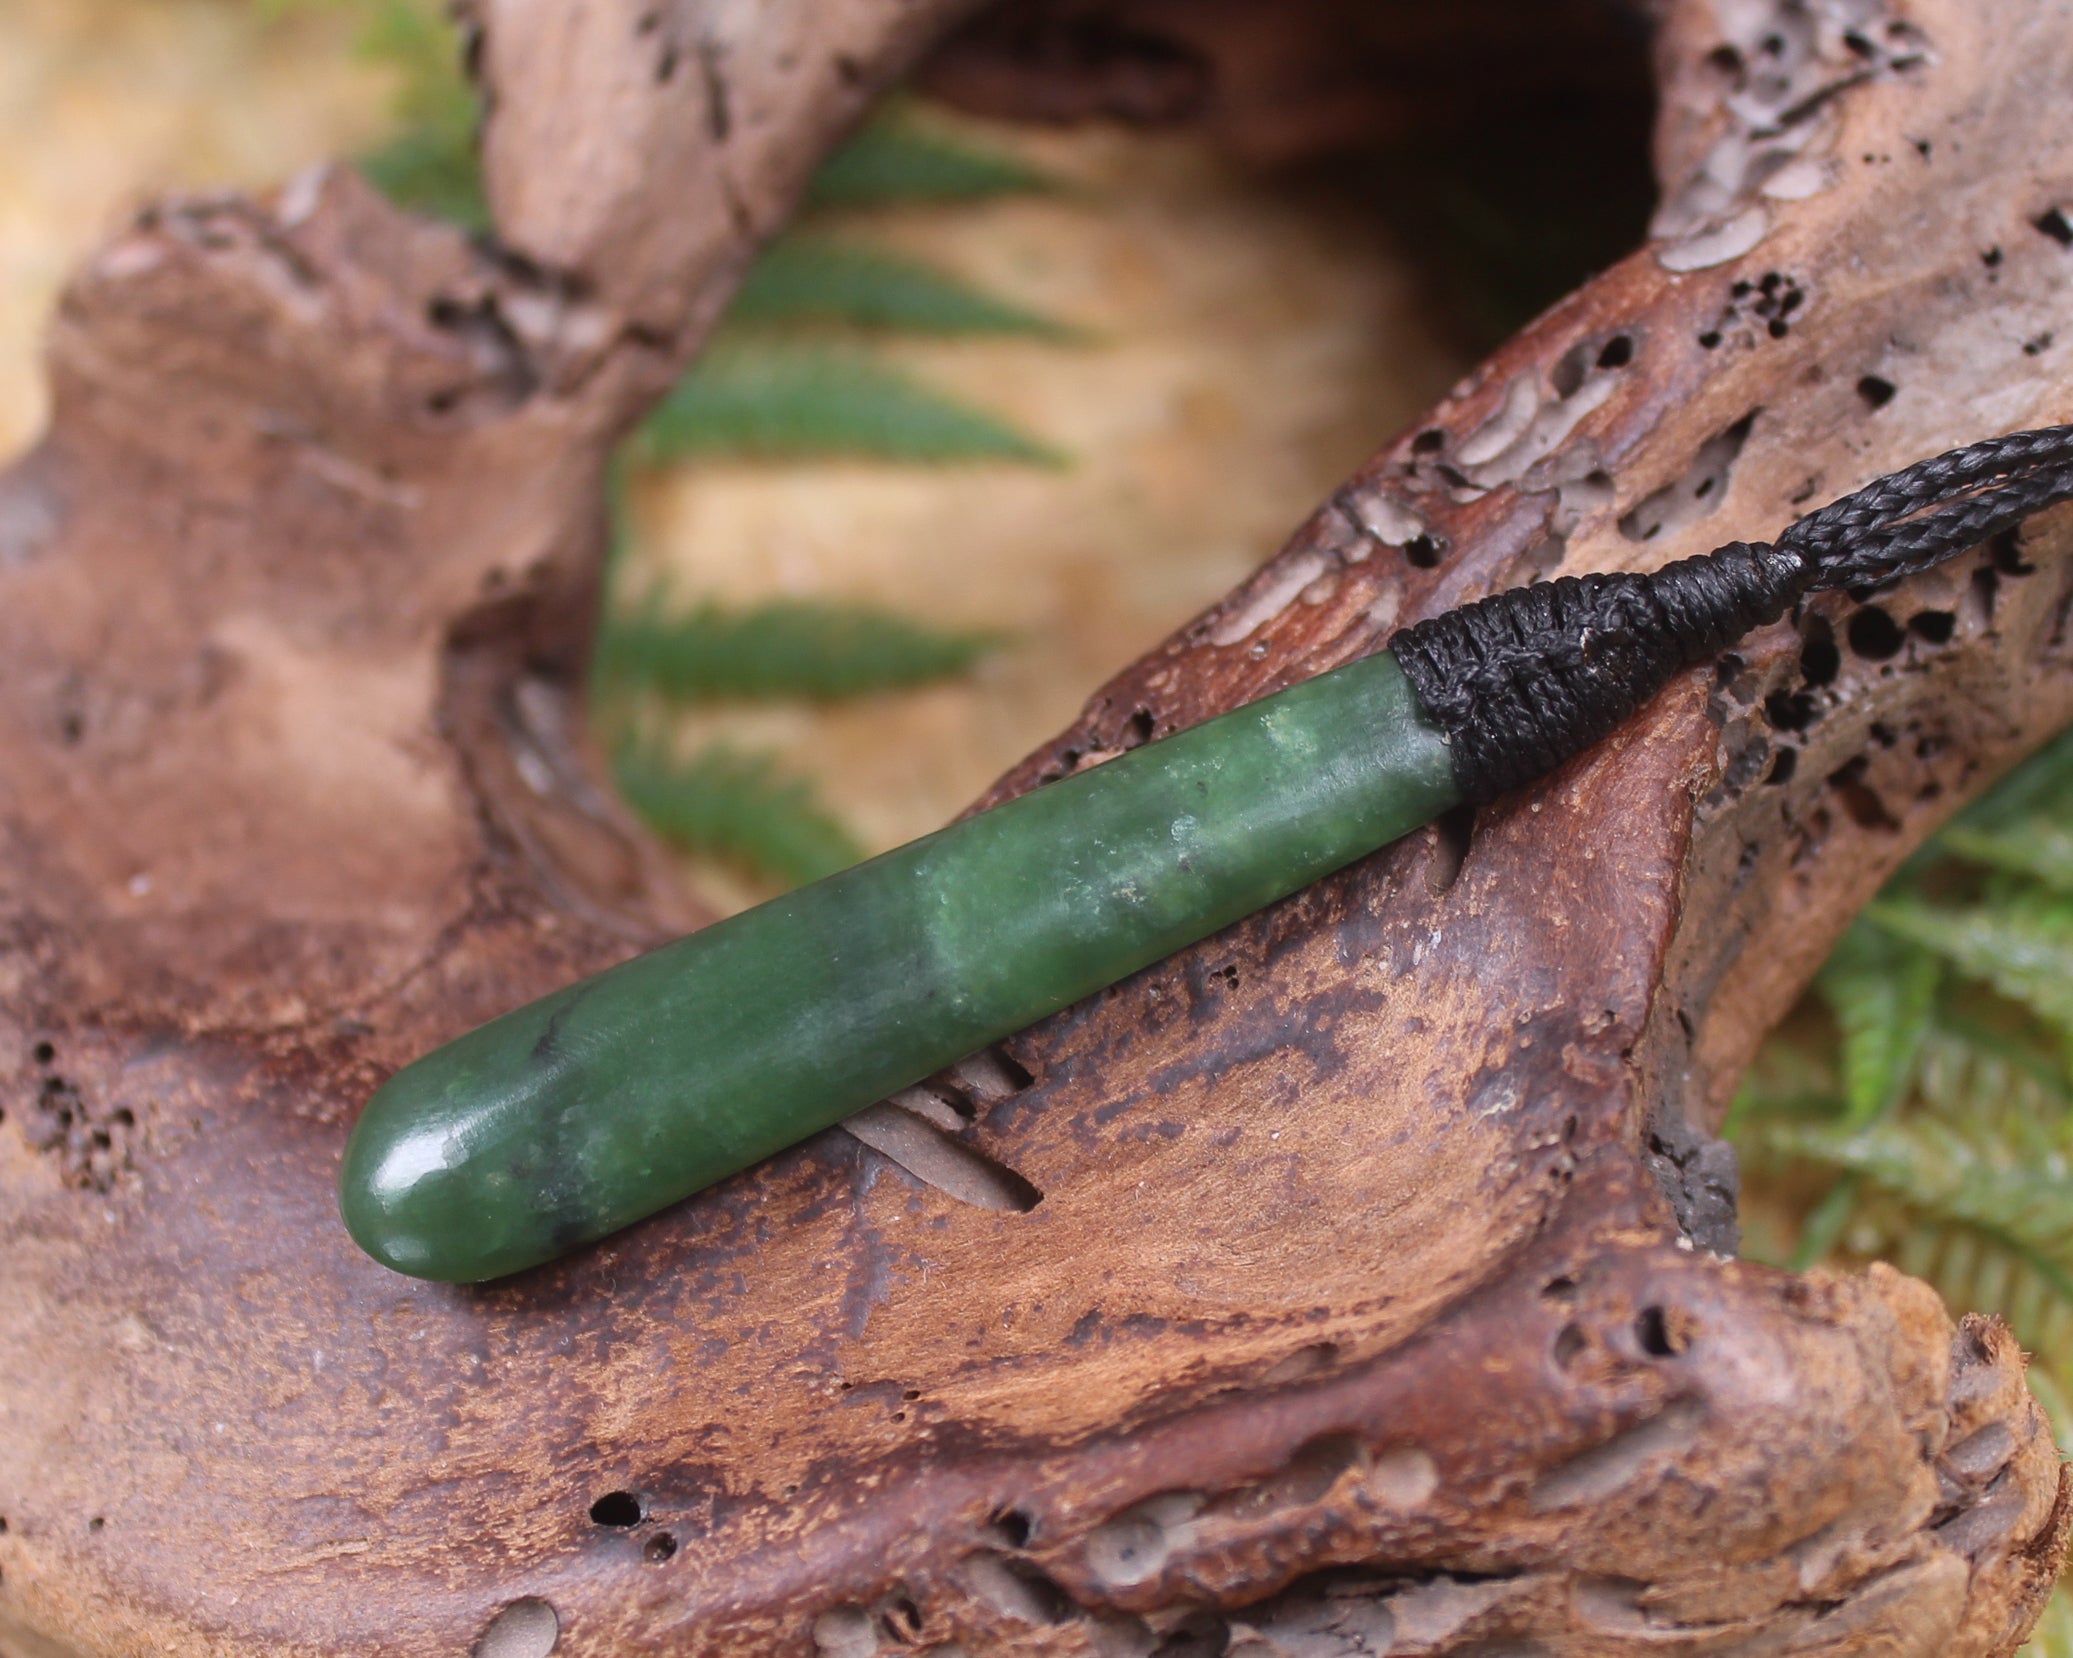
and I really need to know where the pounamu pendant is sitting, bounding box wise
[340,650,1458,1282]
[337,422,2073,1280]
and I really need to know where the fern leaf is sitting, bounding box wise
[1916,1018,2069,1125]
[731,236,1073,337]
[1817,919,1940,1124]
[1839,1197,2073,1432]
[1759,1115,2073,1306]
[359,126,486,228]
[1869,897,2073,1043]
[637,346,1062,465]
[598,596,997,705]
[808,113,1052,206]
[1725,1031,1842,1133]
[1940,820,2073,895]
[613,740,862,889]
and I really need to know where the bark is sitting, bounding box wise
[2,2,2070,1657]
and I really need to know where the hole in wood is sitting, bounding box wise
[988,1507,1033,1550]
[1798,623,1840,686]
[473,1598,560,1658]
[1635,1305,1685,1357]
[1992,528,2037,575]
[1764,689,1817,732]
[1085,1494,1201,1588]
[844,1100,1042,1213]
[956,1551,1073,1624]
[1369,1447,1439,1509]
[879,1593,924,1641]
[1425,803,1475,897]
[810,1605,877,1658]
[587,1491,643,1527]
[1528,1398,1705,1511]
[1829,756,1901,832]
[1221,1433,1370,1518]
[1618,413,1753,542]
[1846,606,1905,660]
[1258,1341,1338,1387]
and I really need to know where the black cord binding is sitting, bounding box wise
[1392,423,2073,803]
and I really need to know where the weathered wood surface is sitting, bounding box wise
[2,2,2070,1655]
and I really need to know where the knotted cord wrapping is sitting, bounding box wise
[1393,422,2073,803]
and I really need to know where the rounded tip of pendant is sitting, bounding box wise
[339,1113,466,1280]
[338,1068,542,1284]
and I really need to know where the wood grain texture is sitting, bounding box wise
[3,2,2071,1655]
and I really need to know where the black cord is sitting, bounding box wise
[1393,423,2073,803]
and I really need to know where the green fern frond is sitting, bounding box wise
[1725,1026,1842,1133]
[1758,1114,2073,1305]
[597,595,998,704]
[1915,1019,2070,1125]
[1839,1199,2073,1470]
[1940,820,2073,895]
[1869,897,2073,1043]
[808,112,1053,206]
[613,739,863,889]
[359,125,485,227]
[636,345,1063,465]
[731,236,1074,337]
[1817,919,1940,1125]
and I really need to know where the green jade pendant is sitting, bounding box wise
[339,423,2073,1281]
[341,650,1458,1281]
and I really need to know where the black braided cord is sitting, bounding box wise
[1392,423,2073,803]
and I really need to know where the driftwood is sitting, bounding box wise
[3,1,2071,1655]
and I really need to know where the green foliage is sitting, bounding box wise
[613,739,863,890]
[1868,897,2073,1046]
[359,123,486,228]
[261,0,484,224]
[599,595,998,706]
[637,346,1063,466]
[804,110,1054,206]
[1817,920,1941,1125]
[1734,727,2073,1651]
[732,235,1073,337]
[1939,821,2073,894]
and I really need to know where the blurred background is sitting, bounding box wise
[10,4,2073,1645]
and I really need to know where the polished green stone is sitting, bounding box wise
[339,648,1459,1281]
